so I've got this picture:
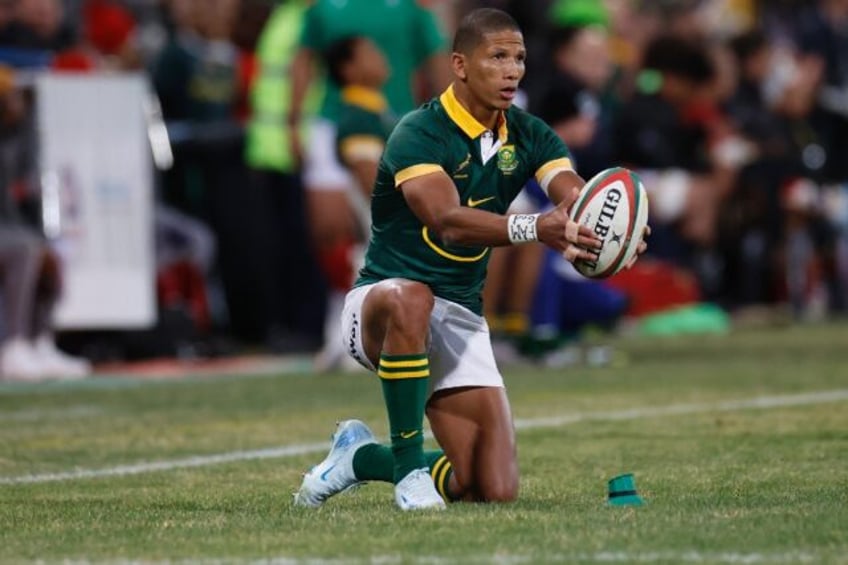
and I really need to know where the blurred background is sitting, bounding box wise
[1,0,846,380]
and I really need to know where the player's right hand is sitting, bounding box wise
[537,194,601,262]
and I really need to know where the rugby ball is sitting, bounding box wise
[569,167,649,279]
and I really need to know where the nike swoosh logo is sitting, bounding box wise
[399,430,419,439]
[467,196,495,208]
[320,464,336,481]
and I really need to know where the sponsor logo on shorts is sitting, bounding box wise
[348,312,365,367]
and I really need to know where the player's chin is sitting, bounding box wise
[491,96,514,110]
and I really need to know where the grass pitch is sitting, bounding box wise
[1,324,847,564]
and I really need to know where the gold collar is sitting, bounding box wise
[439,84,508,144]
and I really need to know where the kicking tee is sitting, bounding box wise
[355,85,574,315]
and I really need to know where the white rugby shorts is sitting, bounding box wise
[341,283,505,393]
[303,117,355,191]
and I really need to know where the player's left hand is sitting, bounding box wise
[538,186,602,261]
[562,218,600,263]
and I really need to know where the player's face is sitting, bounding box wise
[352,38,390,88]
[459,30,526,111]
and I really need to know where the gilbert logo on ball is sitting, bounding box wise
[607,473,644,506]
[569,167,650,279]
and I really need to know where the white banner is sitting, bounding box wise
[36,74,156,329]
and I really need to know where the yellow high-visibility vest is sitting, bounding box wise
[245,1,321,173]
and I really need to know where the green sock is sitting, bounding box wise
[352,443,394,481]
[353,447,456,501]
[377,353,429,482]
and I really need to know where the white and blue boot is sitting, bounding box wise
[394,468,446,511]
[293,419,377,508]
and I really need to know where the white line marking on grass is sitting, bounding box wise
[512,389,848,431]
[2,389,847,486]
[0,442,327,485]
[72,550,819,564]
[0,405,102,422]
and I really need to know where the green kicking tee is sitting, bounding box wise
[355,85,575,315]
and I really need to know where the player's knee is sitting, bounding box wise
[383,282,434,333]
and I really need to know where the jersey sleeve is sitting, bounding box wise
[411,6,448,66]
[529,116,575,192]
[337,109,386,165]
[382,111,447,187]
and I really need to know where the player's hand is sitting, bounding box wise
[537,188,601,261]
[624,225,651,270]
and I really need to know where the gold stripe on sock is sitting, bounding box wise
[378,368,430,379]
[430,455,448,482]
[436,458,452,501]
[379,358,428,369]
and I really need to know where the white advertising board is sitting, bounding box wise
[36,74,156,329]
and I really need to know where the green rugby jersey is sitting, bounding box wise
[356,85,574,314]
[336,86,396,167]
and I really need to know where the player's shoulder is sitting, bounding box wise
[391,98,449,138]
[506,104,553,138]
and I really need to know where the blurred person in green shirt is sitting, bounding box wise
[286,0,450,368]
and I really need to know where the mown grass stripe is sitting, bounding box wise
[1,388,846,486]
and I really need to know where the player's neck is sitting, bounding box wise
[453,83,500,131]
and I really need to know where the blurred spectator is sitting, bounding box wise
[287,0,450,362]
[326,36,394,204]
[528,246,629,366]
[721,29,819,308]
[81,0,141,69]
[534,22,615,179]
[0,0,75,51]
[148,0,240,350]
[795,0,848,183]
[0,226,91,381]
[313,34,394,371]
[151,0,239,122]
[0,72,90,380]
[242,0,326,352]
[614,36,727,277]
[0,0,15,37]
[483,181,548,364]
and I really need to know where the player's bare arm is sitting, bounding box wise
[287,47,316,162]
[345,158,380,199]
[288,47,315,127]
[400,170,601,260]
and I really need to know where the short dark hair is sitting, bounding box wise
[642,35,715,85]
[452,8,521,54]
[324,35,361,87]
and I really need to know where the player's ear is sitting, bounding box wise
[451,52,468,81]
